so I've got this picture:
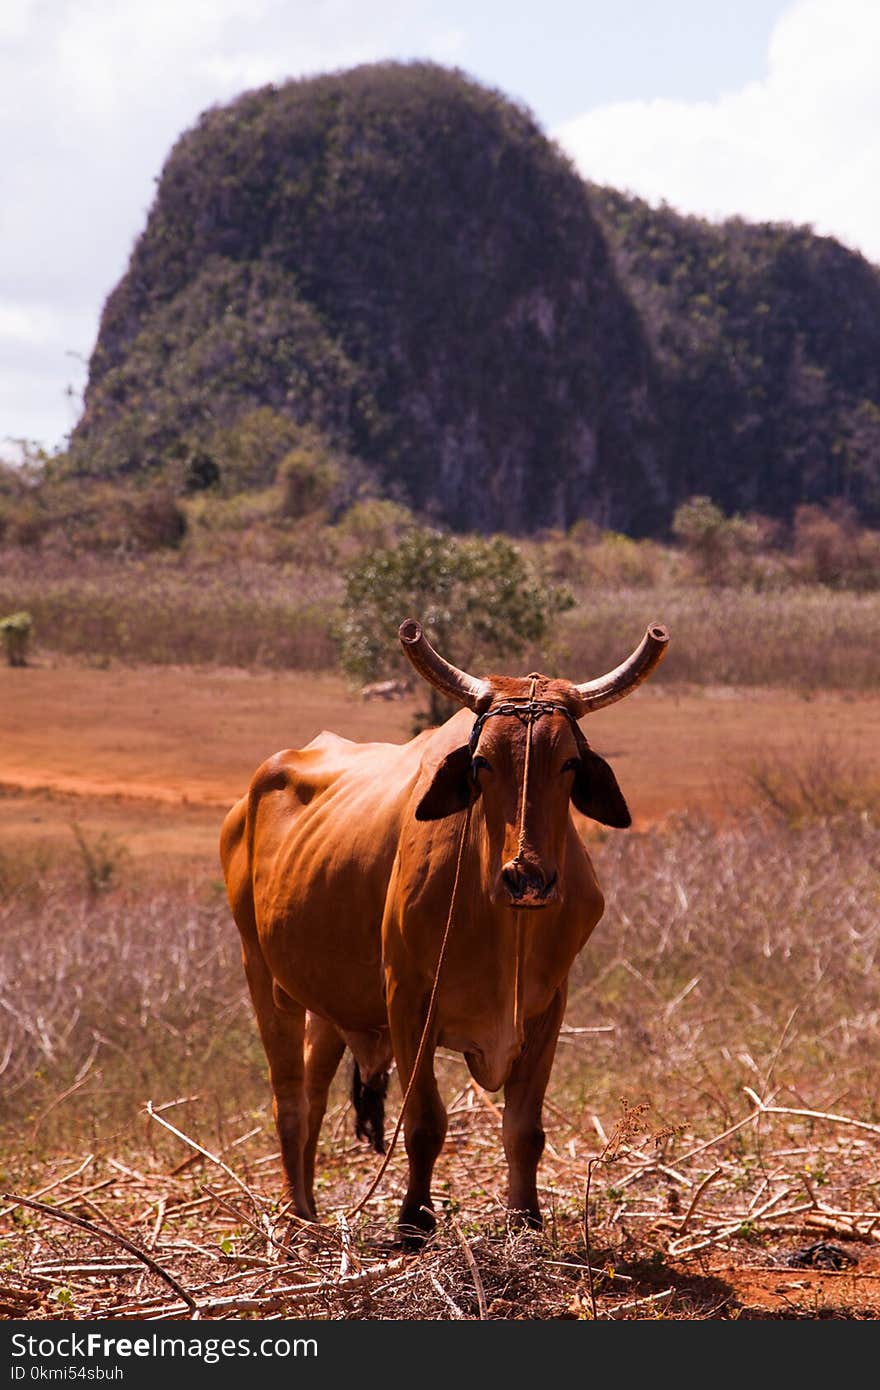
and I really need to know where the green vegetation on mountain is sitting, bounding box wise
[64,61,880,534]
[591,186,880,526]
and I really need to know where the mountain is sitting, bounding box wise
[67,61,880,533]
[591,186,880,525]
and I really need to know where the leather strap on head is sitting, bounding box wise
[468,699,581,753]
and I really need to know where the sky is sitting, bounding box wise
[2,0,878,458]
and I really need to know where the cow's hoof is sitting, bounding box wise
[270,1214,315,1258]
[397,1203,436,1249]
[506,1207,542,1232]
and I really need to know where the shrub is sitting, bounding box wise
[181,449,220,494]
[672,495,762,587]
[336,529,574,722]
[0,609,32,666]
[792,502,880,590]
[128,487,188,550]
[532,526,670,588]
[745,737,880,824]
[69,821,130,894]
[583,532,667,587]
[334,498,417,551]
[277,437,342,519]
[209,408,305,493]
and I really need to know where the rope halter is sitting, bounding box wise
[468,680,583,864]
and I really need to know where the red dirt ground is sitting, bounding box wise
[3,662,879,867]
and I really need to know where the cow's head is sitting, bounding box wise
[400,618,669,910]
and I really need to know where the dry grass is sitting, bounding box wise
[567,811,880,1125]
[0,549,337,669]
[2,810,879,1318]
[550,582,880,690]
[745,737,880,825]
[5,543,880,690]
[0,860,258,1155]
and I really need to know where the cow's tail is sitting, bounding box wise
[351,1061,389,1155]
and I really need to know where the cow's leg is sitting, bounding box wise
[239,942,314,1219]
[502,987,567,1228]
[388,994,446,1245]
[303,1013,346,1215]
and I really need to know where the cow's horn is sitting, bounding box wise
[398,620,490,711]
[571,623,670,714]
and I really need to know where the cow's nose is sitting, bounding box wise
[501,859,558,904]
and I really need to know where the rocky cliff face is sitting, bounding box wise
[69,62,880,533]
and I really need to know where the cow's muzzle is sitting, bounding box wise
[498,859,559,909]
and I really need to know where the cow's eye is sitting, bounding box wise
[472,754,492,773]
[561,757,580,774]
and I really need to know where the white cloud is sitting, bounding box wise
[426,26,467,61]
[554,0,880,264]
[0,0,433,451]
[0,305,58,347]
[0,0,34,43]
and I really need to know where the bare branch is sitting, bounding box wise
[2,1191,197,1311]
[448,1216,487,1320]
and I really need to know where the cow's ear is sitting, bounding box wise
[415,746,480,821]
[571,748,631,828]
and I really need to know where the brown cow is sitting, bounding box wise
[220,618,668,1242]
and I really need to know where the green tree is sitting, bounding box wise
[672,495,761,587]
[336,529,574,724]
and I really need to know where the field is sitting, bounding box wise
[2,640,879,1323]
